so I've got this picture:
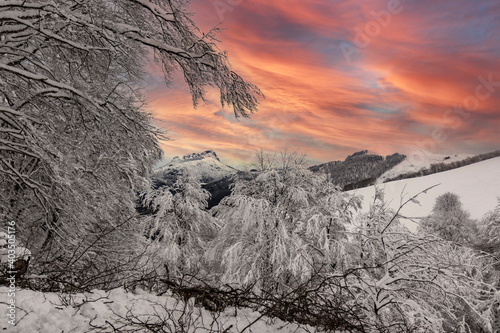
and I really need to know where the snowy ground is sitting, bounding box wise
[349,156,500,232]
[0,286,315,333]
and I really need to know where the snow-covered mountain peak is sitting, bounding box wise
[171,150,220,164]
[155,150,236,185]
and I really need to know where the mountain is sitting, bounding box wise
[348,156,500,232]
[310,150,500,191]
[309,150,406,190]
[152,149,500,211]
[154,150,237,186]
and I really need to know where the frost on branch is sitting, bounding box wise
[142,171,216,278]
[0,0,261,289]
[347,190,500,332]
[208,151,360,292]
[419,192,479,245]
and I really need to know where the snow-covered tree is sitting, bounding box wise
[0,0,261,288]
[477,199,500,258]
[346,190,499,332]
[143,171,216,277]
[351,188,399,269]
[208,151,360,291]
[420,192,478,245]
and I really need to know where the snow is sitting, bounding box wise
[376,152,473,184]
[155,150,236,184]
[349,156,500,231]
[0,231,31,264]
[0,286,316,332]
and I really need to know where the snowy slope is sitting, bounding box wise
[348,156,500,231]
[0,286,315,332]
[155,150,237,184]
[376,152,472,184]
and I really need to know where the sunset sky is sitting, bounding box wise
[146,0,500,168]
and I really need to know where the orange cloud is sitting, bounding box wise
[146,0,500,166]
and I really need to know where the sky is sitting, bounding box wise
[146,0,500,168]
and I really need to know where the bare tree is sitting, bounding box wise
[252,148,276,172]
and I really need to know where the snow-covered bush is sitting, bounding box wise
[143,171,216,278]
[477,199,500,257]
[345,190,499,332]
[208,151,361,292]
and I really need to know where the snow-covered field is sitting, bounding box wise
[349,156,500,231]
[0,286,314,332]
[376,152,472,184]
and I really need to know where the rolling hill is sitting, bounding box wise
[347,156,500,232]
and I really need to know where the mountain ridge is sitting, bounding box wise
[154,149,237,186]
[309,150,407,190]
[152,149,500,210]
[169,150,224,164]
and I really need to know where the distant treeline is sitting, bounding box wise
[310,150,406,190]
[384,150,500,183]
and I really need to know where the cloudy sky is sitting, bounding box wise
[146,0,500,167]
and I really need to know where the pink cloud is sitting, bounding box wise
[146,0,500,166]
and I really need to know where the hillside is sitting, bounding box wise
[309,150,406,190]
[152,150,499,210]
[376,152,472,184]
[379,150,500,184]
[348,156,500,231]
